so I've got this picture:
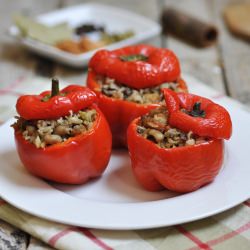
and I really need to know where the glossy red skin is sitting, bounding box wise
[14,106,112,184]
[16,85,97,120]
[127,118,224,193]
[88,44,181,89]
[163,89,232,140]
[87,70,188,147]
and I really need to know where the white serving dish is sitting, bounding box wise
[9,3,161,67]
[0,75,249,230]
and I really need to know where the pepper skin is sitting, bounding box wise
[14,105,112,184]
[163,89,232,139]
[16,85,97,120]
[14,81,112,184]
[127,119,224,192]
[127,89,232,193]
[88,44,181,89]
[87,70,187,148]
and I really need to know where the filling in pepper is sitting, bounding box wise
[97,76,183,104]
[13,109,96,149]
[137,107,207,148]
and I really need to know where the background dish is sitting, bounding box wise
[8,3,161,67]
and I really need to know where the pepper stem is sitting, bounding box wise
[189,102,206,118]
[51,78,59,97]
[119,54,148,62]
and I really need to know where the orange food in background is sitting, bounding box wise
[56,37,107,54]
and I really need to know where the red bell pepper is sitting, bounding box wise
[87,71,188,147]
[14,79,112,184]
[127,90,232,193]
[88,44,181,89]
[16,79,97,120]
[87,45,187,147]
[163,89,232,139]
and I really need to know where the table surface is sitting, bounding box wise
[0,0,249,249]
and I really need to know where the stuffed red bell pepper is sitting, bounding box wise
[127,89,232,193]
[87,44,188,147]
[12,79,112,184]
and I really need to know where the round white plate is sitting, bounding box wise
[0,98,250,230]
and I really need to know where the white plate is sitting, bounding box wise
[9,3,161,67]
[1,77,250,230]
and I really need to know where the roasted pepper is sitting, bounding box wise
[88,44,181,89]
[16,82,97,120]
[87,44,188,147]
[127,89,232,193]
[13,79,112,184]
[163,89,232,139]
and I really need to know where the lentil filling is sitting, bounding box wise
[97,76,184,104]
[13,109,97,149]
[137,107,207,148]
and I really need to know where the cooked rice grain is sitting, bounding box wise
[97,76,183,104]
[13,109,96,148]
[137,107,207,148]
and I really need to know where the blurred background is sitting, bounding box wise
[0,0,249,108]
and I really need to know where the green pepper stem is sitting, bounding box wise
[189,102,206,118]
[120,54,148,62]
[51,78,59,97]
